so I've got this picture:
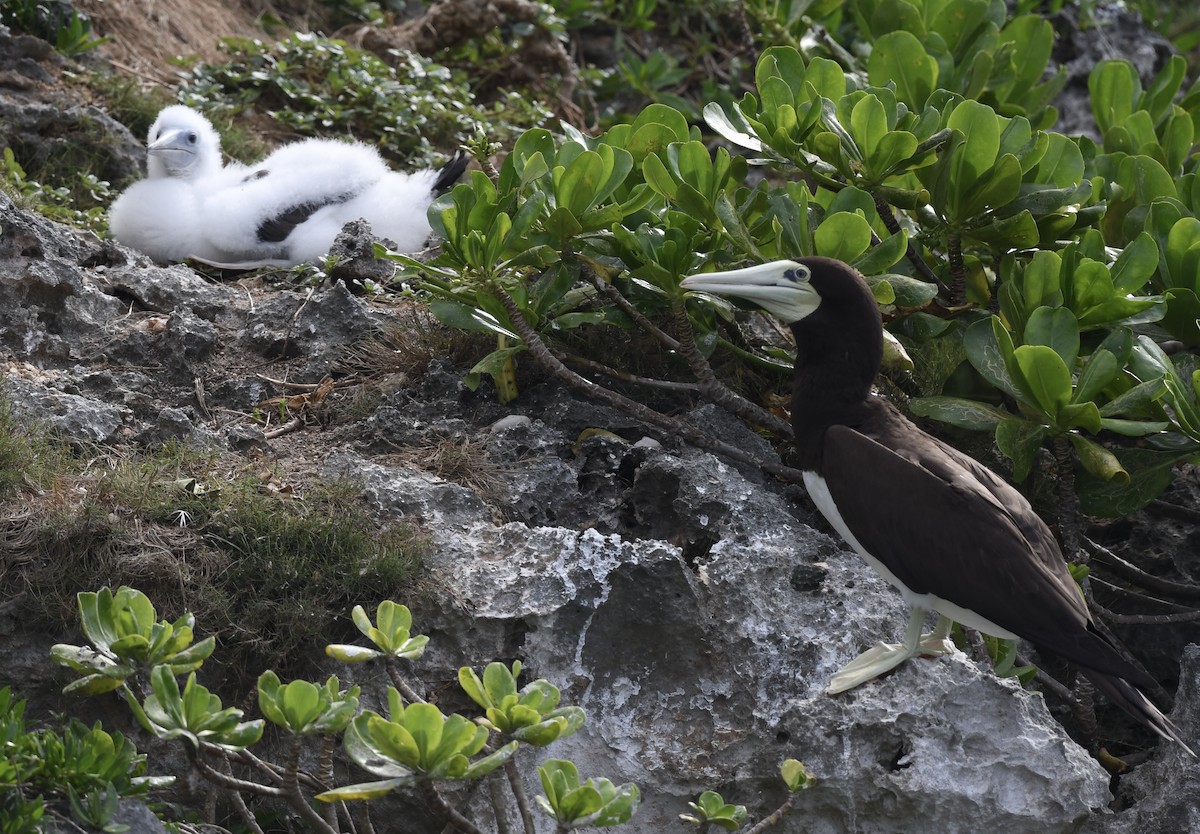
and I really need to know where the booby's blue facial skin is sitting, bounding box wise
[781,264,811,284]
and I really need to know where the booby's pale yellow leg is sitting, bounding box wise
[918,614,955,657]
[826,609,956,694]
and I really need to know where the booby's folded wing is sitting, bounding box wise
[819,419,1154,688]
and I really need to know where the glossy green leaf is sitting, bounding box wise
[365,713,421,767]
[960,154,1023,218]
[1078,448,1192,516]
[963,317,1023,400]
[317,778,407,802]
[462,740,518,779]
[869,31,937,109]
[557,151,606,217]
[780,758,813,792]
[909,396,1012,431]
[851,231,909,277]
[1072,349,1119,405]
[281,679,321,730]
[1110,232,1159,294]
[703,101,763,152]
[1013,345,1073,418]
[995,417,1048,481]
[948,100,1001,191]
[1023,306,1079,369]
[1090,60,1139,136]
[814,212,873,262]
[1024,250,1065,311]
[1069,434,1129,482]
[1162,289,1200,345]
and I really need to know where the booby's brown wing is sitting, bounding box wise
[820,414,1153,688]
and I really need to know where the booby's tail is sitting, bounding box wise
[1081,667,1196,756]
[432,151,470,195]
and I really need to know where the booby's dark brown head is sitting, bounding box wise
[681,256,883,410]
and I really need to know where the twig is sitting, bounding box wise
[490,285,807,485]
[231,746,290,786]
[588,273,680,352]
[423,782,488,834]
[504,757,537,834]
[223,757,267,834]
[805,22,858,70]
[1087,592,1200,624]
[185,745,286,798]
[264,417,305,439]
[254,374,328,391]
[947,232,966,307]
[1083,536,1200,599]
[283,737,340,834]
[1149,499,1200,524]
[869,190,948,294]
[1081,586,1170,704]
[193,376,212,420]
[558,352,702,392]
[386,660,427,704]
[319,733,339,831]
[743,791,799,833]
[487,769,514,834]
[1051,436,1081,560]
[1089,575,1200,613]
[670,297,795,440]
[1016,653,1077,705]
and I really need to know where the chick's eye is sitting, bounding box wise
[186,132,198,144]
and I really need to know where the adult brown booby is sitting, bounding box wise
[681,256,1194,754]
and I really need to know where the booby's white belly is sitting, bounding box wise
[802,470,1018,640]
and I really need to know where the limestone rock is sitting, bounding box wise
[1082,644,1200,833]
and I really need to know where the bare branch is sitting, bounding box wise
[490,284,807,485]
[504,757,537,834]
[588,272,680,351]
[557,352,702,392]
[1084,536,1200,599]
[670,297,795,439]
[423,781,488,834]
[386,660,428,704]
[1081,585,1171,704]
[744,791,799,834]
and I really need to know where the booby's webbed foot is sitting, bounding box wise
[825,611,955,694]
[826,640,922,694]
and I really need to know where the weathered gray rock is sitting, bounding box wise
[0,23,144,191]
[1082,643,1200,834]
[325,450,494,531]
[332,444,1113,833]
[1050,6,1176,138]
[240,280,388,377]
[4,375,131,442]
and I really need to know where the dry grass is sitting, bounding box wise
[75,0,274,84]
[377,434,504,498]
[338,302,464,382]
[0,406,426,684]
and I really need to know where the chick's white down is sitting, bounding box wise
[110,105,449,267]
